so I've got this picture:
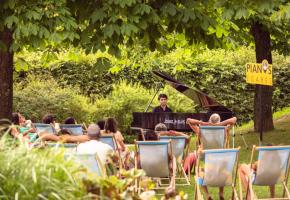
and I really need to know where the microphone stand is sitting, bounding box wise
[144,83,163,112]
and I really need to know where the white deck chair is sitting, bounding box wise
[47,142,77,153]
[135,140,176,190]
[100,135,124,169]
[246,145,290,200]
[195,148,240,200]
[160,136,190,185]
[67,153,106,177]
[199,126,227,150]
[59,124,84,136]
[34,123,56,134]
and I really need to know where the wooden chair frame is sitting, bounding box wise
[194,148,240,200]
[244,145,290,200]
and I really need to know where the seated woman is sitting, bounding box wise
[11,112,37,142]
[101,117,130,168]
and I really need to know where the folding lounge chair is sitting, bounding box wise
[160,136,191,185]
[99,135,124,169]
[134,140,176,190]
[34,123,56,134]
[66,153,106,177]
[195,148,240,200]
[47,142,77,153]
[199,126,228,150]
[245,145,290,200]
[59,124,84,136]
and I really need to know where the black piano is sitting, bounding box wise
[131,71,234,132]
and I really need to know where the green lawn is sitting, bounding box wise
[178,111,290,199]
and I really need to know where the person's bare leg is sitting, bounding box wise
[238,164,252,200]
[269,185,275,198]
[219,187,224,200]
[201,186,212,200]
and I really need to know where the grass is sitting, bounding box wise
[178,108,290,199]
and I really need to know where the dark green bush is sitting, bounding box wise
[13,76,92,123]
[15,46,290,125]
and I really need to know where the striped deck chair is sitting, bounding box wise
[67,153,106,177]
[34,123,56,134]
[134,140,176,190]
[160,136,190,185]
[100,135,124,169]
[199,126,228,150]
[47,142,77,153]
[246,145,290,200]
[195,148,240,200]
[59,124,84,136]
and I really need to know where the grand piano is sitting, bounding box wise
[131,71,234,132]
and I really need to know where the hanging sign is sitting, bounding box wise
[246,59,273,86]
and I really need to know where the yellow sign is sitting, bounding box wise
[246,59,273,86]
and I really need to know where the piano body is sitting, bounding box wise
[131,71,234,132]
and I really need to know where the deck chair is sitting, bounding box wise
[99,135,124,169]
[160,136,190,185]
[67,153,106,177]
[34,123,56,134]
[199,126,228,150]
[195,148,240,200]
[47,142,77,153]
[59,124,84,136]
[135,140,176,190]
[246,145,290,200]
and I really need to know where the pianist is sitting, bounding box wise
[152,93,173,113]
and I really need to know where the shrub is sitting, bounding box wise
[13,76,92,123]
[0,136,86,199]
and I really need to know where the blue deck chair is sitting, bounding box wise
[135,140,176,190]
[195,148,240,200]
[100,134,124,169]
[34,123,56,134]
[66,153,106,177]
[47,142,77,154]
[246,145,290,200]
[160,136,190,185]
[199,126,227,150]
[59,124,84,136]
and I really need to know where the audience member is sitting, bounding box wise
[64,117,76,124]
[77,124,113,164]
[96,120,105,130]
[102,117,130,168]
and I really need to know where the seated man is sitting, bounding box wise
[154,123,190,142]
[186,113,237,138]
[76,124,113,165]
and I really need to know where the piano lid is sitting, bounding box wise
[153,70,232,113]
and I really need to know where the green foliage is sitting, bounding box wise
[13,76,92,123]
[14,46,290,126]
[1,0,79,52]
[0,137,86,199]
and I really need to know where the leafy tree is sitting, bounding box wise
[0,0,78,119]
[215,0,290,132]
[1,0,231,119]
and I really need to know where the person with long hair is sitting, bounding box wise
[102,117,130,168]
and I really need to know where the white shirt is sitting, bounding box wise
[76,140,113,164]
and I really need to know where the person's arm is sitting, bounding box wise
[115,131,126,152]
[60,135,89,143]
[217,117,237,127]
[38,133,60,142]
[21,127,36,136]
[186,118,211,126]
[11,126,20,138]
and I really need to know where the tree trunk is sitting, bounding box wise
[251,22,274,132]
[0,28,13,120]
